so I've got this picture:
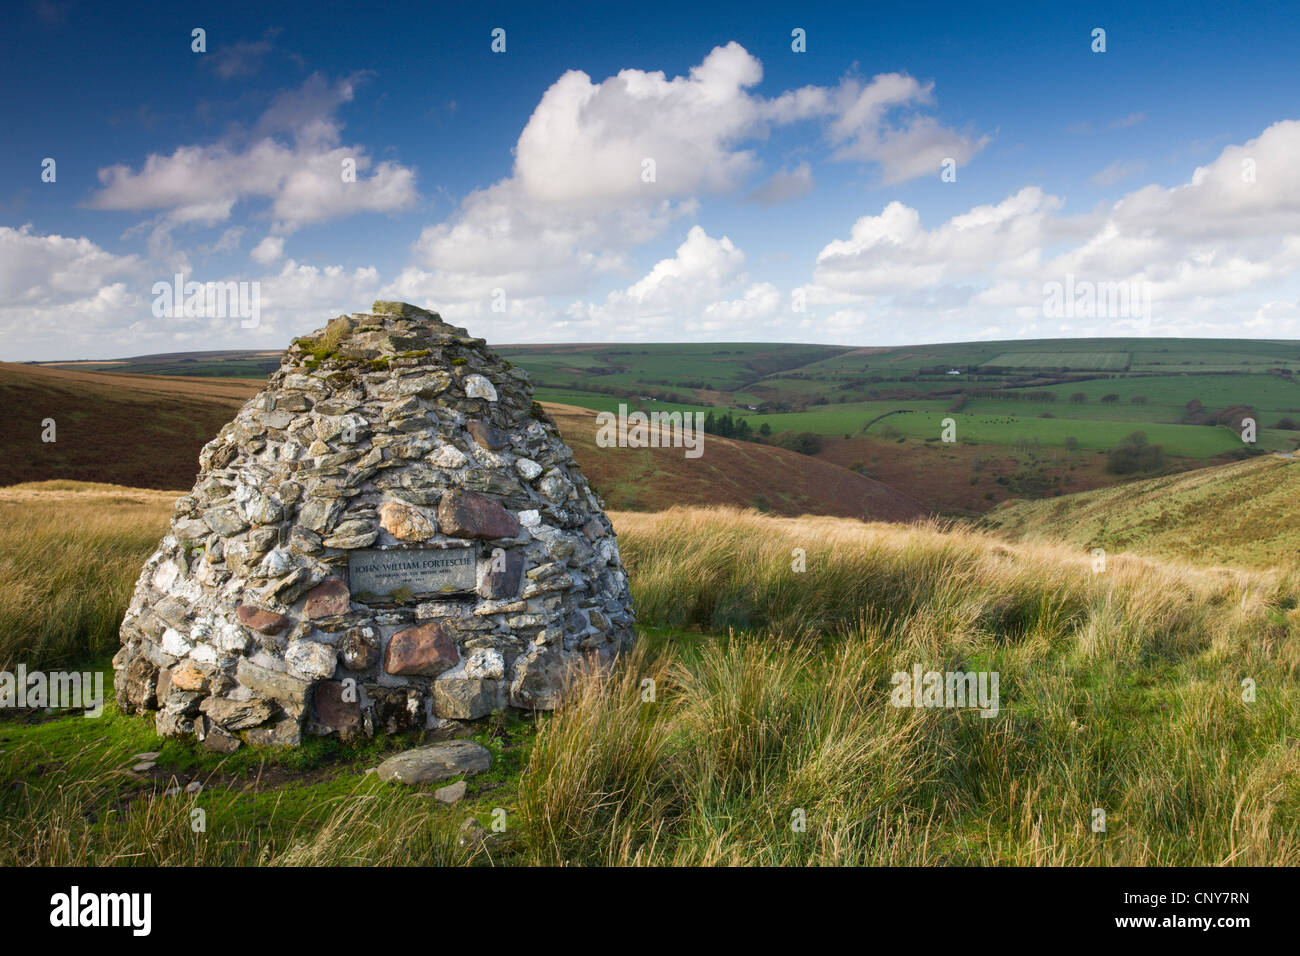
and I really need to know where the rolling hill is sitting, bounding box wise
[542,402,925,520]
[978,454,1300,569]
[28,334,1300,515]
[0,362,259,489]
[0,362,925,521]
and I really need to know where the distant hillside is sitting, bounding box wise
[0,362,257,489]
[0,362,925,521]
[978,455,1300,568]
[545,403,926,521]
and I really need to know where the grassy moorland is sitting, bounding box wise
[981,455,1300,570]
[1,485,1297,865]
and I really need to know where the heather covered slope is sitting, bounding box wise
[545,402,927,521]
[979,455,1300,569]
[0,362,255,490]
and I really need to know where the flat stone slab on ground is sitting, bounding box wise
[376,740,491,786]
[435,780,468,804]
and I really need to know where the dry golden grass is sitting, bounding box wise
[0,482,178,669]
[511,507,1300,865]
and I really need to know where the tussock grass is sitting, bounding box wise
[0,482,178,670]
[1,492,1297,865]
[509,507,1300,865]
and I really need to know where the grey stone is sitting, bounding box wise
[199,696,275,731]
[435,780,468,804]
[198,717,242,754]
[285,639,338,680]
[236,658,310,706]
[204,506,248,536]
[432,678,506,720]
[246,717,302,747]
[376,740,491,785]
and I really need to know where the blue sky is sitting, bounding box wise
[3,0,1299,359]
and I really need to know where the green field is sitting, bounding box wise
[496,342,847,395]
[745,402,1286,456]
[531,387,713,418]
[982,351,1131,371]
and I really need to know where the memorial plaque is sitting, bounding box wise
[348,546,476,599]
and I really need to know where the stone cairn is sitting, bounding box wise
[114,301,635,750]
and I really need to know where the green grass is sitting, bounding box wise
[517,508,1300,864]
[0,484,179,670]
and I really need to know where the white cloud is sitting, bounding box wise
[702,282,783,325]
[401,47,981,311]
[250,235,285,264]
[558,226,789,339]
[0,224,143,304]
[802,121,1300,342]
[815,187,1061,294]
[397,179,687,302]
[0,222,387,358]
[513,42,766,205]
[398,43,776,307]
[88,74,418,234]
[825,73,990,184]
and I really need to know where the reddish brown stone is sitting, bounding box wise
[437,491,520,540]
[384,622,459,677]
[236,604,292,634]
[313,680,363,738]
[582,518,605,541]
[303,577,351,619]
[466,419,508,449]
